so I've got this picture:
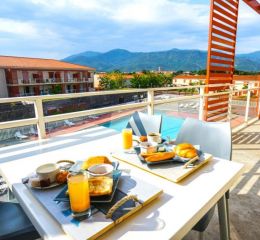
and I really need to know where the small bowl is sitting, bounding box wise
[147,132,162,143]
[140,142,158,154]
[36,163,60,183]
[88,164,114,177]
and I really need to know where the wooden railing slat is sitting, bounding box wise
[213,12,237,29]
[212,28,236,41]
[212,35,235,48]
[214,0,238,14]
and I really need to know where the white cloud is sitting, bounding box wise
[0,17,60,40]
[239,2,260,25]
[0,18,38,37]
[111,0,209,26]
[1,0,259,58]
[28,0,209,26]
[29,0,108,13]
[237,35,260,53]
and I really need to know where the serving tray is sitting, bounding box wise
[113,150,212,183]
[25,172,163,240]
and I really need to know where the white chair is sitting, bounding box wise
[64,120,75,127]
[179,104,184,108]
[87,116,99,119]
[192,103,199,109]
[14,131,28,140]
[126,111,162,136]
[176,118,232,238]
[29,127,38,136]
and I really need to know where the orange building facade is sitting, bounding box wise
[0,56,95,98]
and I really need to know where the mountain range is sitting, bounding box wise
[63,48,260,72]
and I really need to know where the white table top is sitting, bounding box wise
[0,126,245,240]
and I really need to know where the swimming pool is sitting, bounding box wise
[101,114,184,139]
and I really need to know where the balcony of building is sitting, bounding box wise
[0,84,259,240]
[7,78,92,87]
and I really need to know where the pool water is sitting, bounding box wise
[101,114,184,139]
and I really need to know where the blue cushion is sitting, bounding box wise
[0,201,39,240]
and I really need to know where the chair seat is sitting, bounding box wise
[0,202,40,240]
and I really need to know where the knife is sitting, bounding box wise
[183,155,199,169]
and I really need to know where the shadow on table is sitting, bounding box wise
[0,126,118,163]
[99,192,173,239]
[174,160,216,187]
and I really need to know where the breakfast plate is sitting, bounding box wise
[22,175,66,190]
[22,160,74,190]
[54,170,122,203]
[134,145,202,165]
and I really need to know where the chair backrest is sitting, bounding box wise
[126,111,162,136]
[15,131,21,137]
[175,118,232,160]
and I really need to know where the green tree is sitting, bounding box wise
[130,74,142,88]
[130,73,167,88]
[162,74,173,87]
[99,72,124,90]
[51,85,62,94]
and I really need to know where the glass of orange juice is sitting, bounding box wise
[122,128,133,150]
[67,172,91,218]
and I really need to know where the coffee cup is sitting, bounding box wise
[36,163,59,183]
[147,132,161,143]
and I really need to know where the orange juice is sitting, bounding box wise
[67,173,90,213]
[122,128,133,149]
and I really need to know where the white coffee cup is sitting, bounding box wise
[147,132,162,143]
[36,163,59,183]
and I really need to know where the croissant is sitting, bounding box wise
[81,156,112,170]
[139,136,148,142]
[56,171,69,184]
[174,143,197,158]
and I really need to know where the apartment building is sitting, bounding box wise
[0,56,95,97]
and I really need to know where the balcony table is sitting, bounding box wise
[0,126,244,240]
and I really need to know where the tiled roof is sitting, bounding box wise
[0,55,95,71]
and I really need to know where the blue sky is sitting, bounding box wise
[0,0,259,59]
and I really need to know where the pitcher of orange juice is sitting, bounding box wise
[122,128,133,150]
[67,172,91,217]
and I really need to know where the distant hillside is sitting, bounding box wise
[63,48,260,72]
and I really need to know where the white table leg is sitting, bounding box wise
[218,195,230,240]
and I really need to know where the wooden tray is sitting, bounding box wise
[25,172,163,240]
[113,151,212,183]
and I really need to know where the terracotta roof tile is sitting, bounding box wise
[0,55,95,71]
